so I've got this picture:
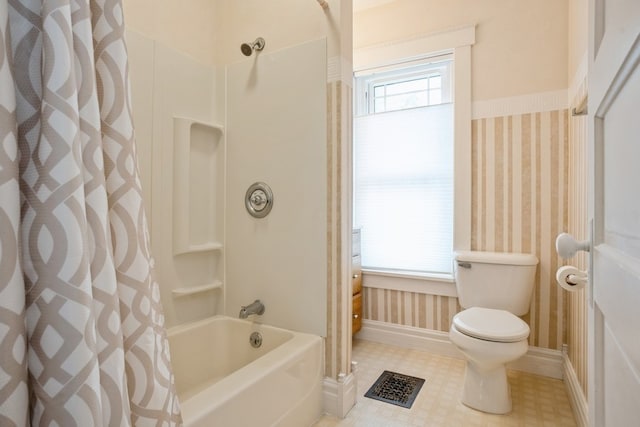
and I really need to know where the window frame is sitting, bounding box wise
[353,25,474,296]
[356,55,453,115]
[354,57,455,275]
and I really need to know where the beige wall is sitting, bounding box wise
[354,0,568,101]
[123,0,353,67]
[214,0,350,65]
[568,0,588,83]
[123,0,218,66]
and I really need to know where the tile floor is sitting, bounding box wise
[314,339,576,427]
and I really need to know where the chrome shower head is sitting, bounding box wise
[240,37,265,56]
[240,43,253,56]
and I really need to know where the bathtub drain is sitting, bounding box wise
[249,332,263,348]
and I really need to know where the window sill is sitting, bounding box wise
[362,269,457,297]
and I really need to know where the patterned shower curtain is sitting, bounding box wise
[0,0,181,425]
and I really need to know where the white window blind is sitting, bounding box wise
[353,103,454,274]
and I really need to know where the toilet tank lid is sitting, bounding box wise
[454,251,538,266]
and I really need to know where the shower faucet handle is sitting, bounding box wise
[251,192,266,206]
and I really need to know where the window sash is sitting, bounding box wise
[355,55,453,116]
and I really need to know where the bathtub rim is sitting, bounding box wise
[168,315,324,426]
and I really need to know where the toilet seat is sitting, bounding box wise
[453,307,529,343]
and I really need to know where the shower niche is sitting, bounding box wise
[172,117,224,296]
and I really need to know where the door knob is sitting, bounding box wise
[555,232,590,259]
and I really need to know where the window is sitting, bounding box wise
[366,60,451,113]
[353,56,454,275]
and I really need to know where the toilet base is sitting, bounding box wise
[461,362,511,414]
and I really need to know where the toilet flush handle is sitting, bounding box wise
[457,262,472,269]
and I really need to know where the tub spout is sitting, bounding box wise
[239,300,265,319]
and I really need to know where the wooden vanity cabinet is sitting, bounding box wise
[352,229,362,335]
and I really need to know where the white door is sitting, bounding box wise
[588,1,640,425]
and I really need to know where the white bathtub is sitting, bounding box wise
[167,316,324,427]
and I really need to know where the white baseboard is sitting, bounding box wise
[356,319,462,358]
[508,345,564,379]
[356,319,563,379]
[562,348,588,427]
[322,372,356,418]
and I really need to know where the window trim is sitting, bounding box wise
[353,25,475,296]
[362,268,457,297]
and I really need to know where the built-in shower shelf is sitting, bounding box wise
[173,117,224,256]
[175,241,223,255]
[172,280,223,297]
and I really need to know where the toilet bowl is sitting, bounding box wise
[449,306,530,414]
[449,251,538,414]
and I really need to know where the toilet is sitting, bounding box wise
[449,251,538,414]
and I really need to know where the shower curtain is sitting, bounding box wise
[0,0,181,425]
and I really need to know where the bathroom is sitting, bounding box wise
[2,0,638,425]
[124,0,587,424]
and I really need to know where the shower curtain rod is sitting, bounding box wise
[572,95,587,116]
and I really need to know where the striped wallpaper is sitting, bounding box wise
[326,79,353,379]
[567,78,588,396]
[362,107,570,351]
[472,109,569,350]
[363,289,461,331]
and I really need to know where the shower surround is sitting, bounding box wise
[124,0,355,419]
[226,39,328,337]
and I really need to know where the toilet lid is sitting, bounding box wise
[453,307,530,343]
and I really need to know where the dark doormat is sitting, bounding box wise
[364,370,425,409]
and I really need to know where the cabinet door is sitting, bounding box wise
[352,292,362,335]
[352,255,362,295]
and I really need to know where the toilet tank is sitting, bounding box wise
[454,251,538,316]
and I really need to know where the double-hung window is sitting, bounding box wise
[353,56,454,276]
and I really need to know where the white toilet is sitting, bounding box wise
[449,251,538,414]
